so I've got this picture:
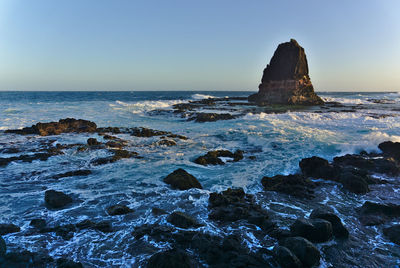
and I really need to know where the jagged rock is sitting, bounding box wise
[163,169,202,190]
[194,150,244,166]
[0,224,20,235]
[0,151,63,167]
[273,246,302,268]
[310,207,349,238]
[333,154,400,176]
[383,225,400,245]
[157,139,177,146]
[146,248,195,268]
[91,149,138,165]
[208,188,275,231]
[52,169,92,179]
[290,218,333,243]
[167,212,201,229]
[357,201,400,226]
[299,156,336,179]
[44,190,73,209]
[249,39,324,105]
[338,169,370,194]
[6,118,97,136]
[190,113,236,122]
[106,204,134,216]
[30,219,47,229]
[0,236,6,257]
[261,174,316,199]
[280,237,320,268]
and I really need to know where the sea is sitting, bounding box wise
[1,91,400,267]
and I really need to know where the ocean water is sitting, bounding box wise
[1,91,400,267]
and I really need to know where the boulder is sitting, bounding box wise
[273,246,302,268]
[0,224,20,235]
[44,190,73,209]
[299,156,336,179]
[338,170,369,194]
[194,150,244,166]
[333,154,400,176]
[378,141,400,160]
[0,236,5,257]
[146,248,195,268]
[290,218,333,243]
[6,118,97,136]
[190,113,236,122]
[106,204,133,216]
[157,139,177,146]
[310,207,349,238]
[383,224,400,245]
[261,174,316,199]
[249,39,324,105]
[167,212,201,229]
[87,138,101,146]
[163,169,202,190]
[280,237,320,268]
[52,170,92,179]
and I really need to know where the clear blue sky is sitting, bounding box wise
[0,0,399,91]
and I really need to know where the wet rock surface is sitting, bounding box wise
[0,224,21,236]
[163,168,202,190]
[280,237,320,268]
[357,201,400,226]
[309,207,349,238]
[167,211,202,229]
[44,190,73,209]
[261,174,316,199]
[194,149,243,165]
[290,218,333,243]
[146,248,195,268]
[106,204,134,216]
[383,224,400,245]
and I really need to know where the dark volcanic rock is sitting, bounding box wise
[0,151,63,167]
[249,39,324,105]
[0,224,20,235]
[290,218,333,243]
[163,168,202,190]
[194,150,244,166]
[167,212,201,229]
[273,246,302,268]
[52,169,92,179]
[208,188,275,231]
[280,237,320,268]
[310,207,349,238]
[146,248,194,268]
[30,219,47,229]
[333,154,400,176]
[6,118,97,136]
[44,190,73,209]
[157,139,177,146]
[261,174,316,199]
[383,224,400,245]
[357,201,400,226]
[0,250,54,267]
[338,169,370,194]
[299,156,336,179]
[106,204,134,216]
[190,113,236,122]
[91,149,138,165]
[0,236,5,257]
[378,141,400,160]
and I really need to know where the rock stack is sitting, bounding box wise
[249,39,324,105]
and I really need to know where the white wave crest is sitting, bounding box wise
[113,99,185,114]
[191,93,217,100]
[322,97,369,105]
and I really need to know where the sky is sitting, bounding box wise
[0,0,399,91]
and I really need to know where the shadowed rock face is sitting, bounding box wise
[249,39,324,105]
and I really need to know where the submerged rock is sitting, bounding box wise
[194,150,244,166]
[261,174,316,199]
[249,39,323,105]
[87,137,101,146]
[106,204,134,216]
[56,258,84,268]
[280,237,320,268]
[30,219,47,229]
[0,224,21,236]
[0,250,54,267]
[147,248,195,268]
[273,245,302,268]
[6,118,97,136]
[167,212,202,229]
[44,190,73,209]
[52,169,92,179]
[383,224,400,245]
[310,207,349,238]
[157,139,177,146]
[163,168,202,190]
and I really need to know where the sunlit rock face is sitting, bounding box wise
[249,39,324,105]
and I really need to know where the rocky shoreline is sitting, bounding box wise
[1,117,400,267]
